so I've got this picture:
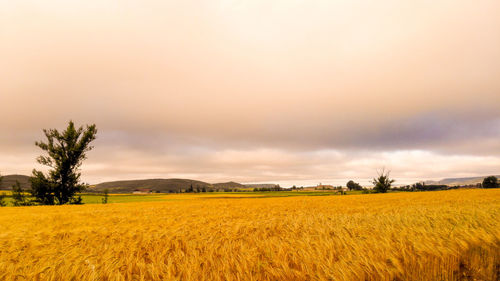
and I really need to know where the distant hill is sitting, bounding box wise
[5,174,497,193]
[1,175,249,193]
[244,183,279,189]
[213,181,245,189]
[425,175,500,186]
[0,174,30,190]
[92,178,213,193]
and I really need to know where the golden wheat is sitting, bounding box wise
[0,189,499,280]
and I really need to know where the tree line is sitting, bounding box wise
[345,172,499,193]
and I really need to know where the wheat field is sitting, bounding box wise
[0,189,499,281]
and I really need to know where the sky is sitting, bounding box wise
[1,0,499,186]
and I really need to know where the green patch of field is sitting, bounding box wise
[0,190,352,206]
[80,194,172,204]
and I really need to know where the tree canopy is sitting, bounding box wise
[482,176,498,189]
[346,180,363,191]
[372,169,395,193]
[30,121,97,205]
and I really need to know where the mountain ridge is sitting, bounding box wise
[1,174,498,192]
[0,174,30,190]
[424,175,500,186]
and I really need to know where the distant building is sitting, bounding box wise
[133,189,153,194]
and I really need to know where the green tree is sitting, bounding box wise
[0,192,6,207]
[346,180,363,191]
[102,189,109,204]
[0,173,4,207]
[482,176,498,189]
[12,181,33,206]
[372,169,395,193]
[30,121,97,205]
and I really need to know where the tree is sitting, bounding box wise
[30,121,97,205]
[102,189,109,204]
[372,169,395,193]
[12,181,33,206]
[0,193,6,207]
[482,176,498,189]
[0,174,4,207]
[346,180,363,191]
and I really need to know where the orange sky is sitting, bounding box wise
[1,0,499,185]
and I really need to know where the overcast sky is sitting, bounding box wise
[1,0,499,186]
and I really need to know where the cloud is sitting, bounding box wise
[0,0,499,185]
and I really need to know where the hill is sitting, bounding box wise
[0,175,249,193]
[213,181,245,189]
[0,174,30,190]
[92,178,213,193]
[244,183,279,189]
[425,175,500,186]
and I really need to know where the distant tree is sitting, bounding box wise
[30,121,97,205]
[0,192,6,207]
[102,189,109,204]
[71,196,83,205]
[12,181,33,206]
[0,174,4,207]
[412,182,423,191]
[396,185,412,192]
[202,187,207,192]
[482,176,498,189]
[0,174,6,207]
[411,182,447,191]
[274,185,283,191]
[30,171,56,205]
[372,169,395,193]
[346,180,363,191]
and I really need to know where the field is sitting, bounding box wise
[0,191,344,206]
[0,189,499,280]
